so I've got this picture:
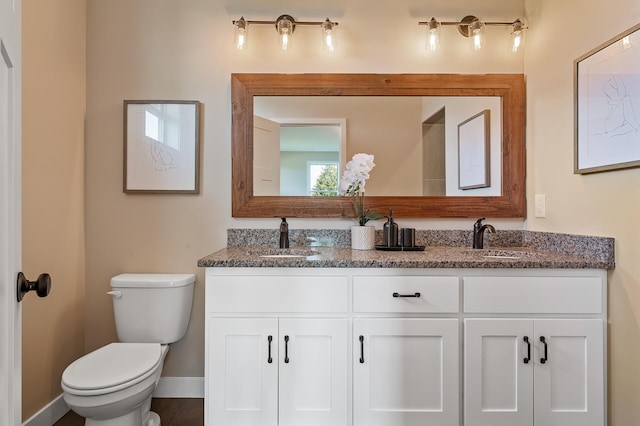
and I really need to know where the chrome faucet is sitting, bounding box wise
[279,218,289,248]
[472,218,495,249]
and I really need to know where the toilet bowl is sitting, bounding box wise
[62,274,195,425]
[62,343,168,426]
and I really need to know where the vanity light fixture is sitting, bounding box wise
[232,15,339,51]
[467,18,486,51]
[276,15,295,50]
[425,17,441,51]
[234,17,248,50]
[510,19,525,53]
[419,15,528,53]
[321,18,337,51]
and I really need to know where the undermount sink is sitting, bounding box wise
[454,247,543,259]
[247,248,319,258]
[475,249,543,259]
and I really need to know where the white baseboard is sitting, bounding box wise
[153,376,204,398]
[23,394,69,426]
[22,377,203,426]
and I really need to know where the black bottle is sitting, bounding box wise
[383,210,399,247]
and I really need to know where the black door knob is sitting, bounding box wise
[17,272,51,302]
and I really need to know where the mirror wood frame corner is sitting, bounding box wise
[231,73,526,218]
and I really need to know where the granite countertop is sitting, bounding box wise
[197,246,613,269]
[197,228,615,269]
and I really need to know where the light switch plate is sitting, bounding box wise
[534,194,546,218]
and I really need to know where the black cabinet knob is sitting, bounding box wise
[17,272,51,302]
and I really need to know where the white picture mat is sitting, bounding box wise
[576,25,640,172]
[125,102,199,192]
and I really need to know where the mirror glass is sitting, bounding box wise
[253,95,501,197]
[231,74,526,218]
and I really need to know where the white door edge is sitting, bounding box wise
[0,0,22,423]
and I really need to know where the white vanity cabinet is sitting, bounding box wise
[209,317,348,426]
[205,271,349,426]
[352,275,460,426]
[209,318,278,426]
[463,275,605,426]
[353,318,459,426]
[205,267,608,426]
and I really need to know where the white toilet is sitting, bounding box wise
[61,273,196,426]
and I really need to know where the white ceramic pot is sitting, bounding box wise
[351,225,375,250]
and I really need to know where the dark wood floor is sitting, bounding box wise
[54,398,204,426]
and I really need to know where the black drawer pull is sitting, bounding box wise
[267,335,273,364]
[523,336,531,364]
[284,335,290,363]
[393,292,421,298]
[359,335,365,364]
[540,336,548,364]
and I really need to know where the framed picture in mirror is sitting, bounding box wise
[123,100,201,193]
[458,110,490,190]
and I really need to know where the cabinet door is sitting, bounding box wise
[533,319,604,426]
[209,318,278,426]
[279,319,348,426]
[353,318,459,426]
[464,319,534,426]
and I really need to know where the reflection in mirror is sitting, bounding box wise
[254,96,501,197]
[279,124,341,196]
[231,74,526,218]
[252,114,346,196]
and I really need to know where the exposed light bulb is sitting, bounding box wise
[512,33,521,52]
[234,17,248,50]
[237,32,246,49]
[510,20,524,53]
[281,31,290,50]
[468,20,485,51]
[426,17,441,51]
[277,16,294,51]
[321,19,337,51]
[325,33,334,50]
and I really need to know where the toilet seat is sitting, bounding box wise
[62,343,162,396]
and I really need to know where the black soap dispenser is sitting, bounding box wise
[383,210,399,247]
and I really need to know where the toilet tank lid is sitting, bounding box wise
[111,273,196,288]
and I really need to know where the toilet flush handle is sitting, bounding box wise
[107,291,122,299]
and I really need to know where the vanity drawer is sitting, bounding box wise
[207,274,348,313]
[353,276,459,313]
[463,275,603,314]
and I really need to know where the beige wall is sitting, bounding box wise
[21,0,86,420]
[524,0,640,424]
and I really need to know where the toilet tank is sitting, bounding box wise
[110,273,196,344]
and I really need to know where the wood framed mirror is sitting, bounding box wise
[232,73,525,218]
